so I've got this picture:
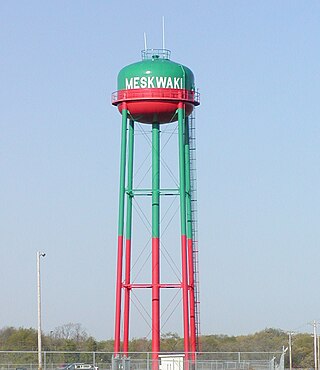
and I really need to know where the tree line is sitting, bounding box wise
[0,325,315,368]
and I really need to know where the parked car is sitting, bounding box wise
[58,363,98,370]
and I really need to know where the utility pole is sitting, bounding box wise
[37,252,46,370]
[288,332,293,370]
[317,335,320,367]
[314,321,318,370]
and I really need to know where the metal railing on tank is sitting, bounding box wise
[141,49,171,60]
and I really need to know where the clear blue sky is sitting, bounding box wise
[1,0,320,340]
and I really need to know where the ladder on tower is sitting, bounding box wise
[188,110,201,352]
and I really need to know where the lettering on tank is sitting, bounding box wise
[125,76,183,89]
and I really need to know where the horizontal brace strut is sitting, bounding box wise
[126,188,180,196]
[122,283,182,289]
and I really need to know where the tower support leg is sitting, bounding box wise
[114,107,128,355]
[185,117,197,359]
[178,104,190,362]
[123,120,135,355]
[152,122,160,369]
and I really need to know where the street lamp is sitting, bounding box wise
[37,252,46,370]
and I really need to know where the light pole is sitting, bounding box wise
[37,252,46,370]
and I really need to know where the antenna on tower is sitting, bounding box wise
[144,32,147,51]
[162,16,165,50]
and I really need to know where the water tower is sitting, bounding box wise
[111,48,200,367]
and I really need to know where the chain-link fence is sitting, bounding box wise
[0,351,284,370]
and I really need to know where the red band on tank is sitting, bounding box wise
[112,88,200,106]
[111,89,199,124]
